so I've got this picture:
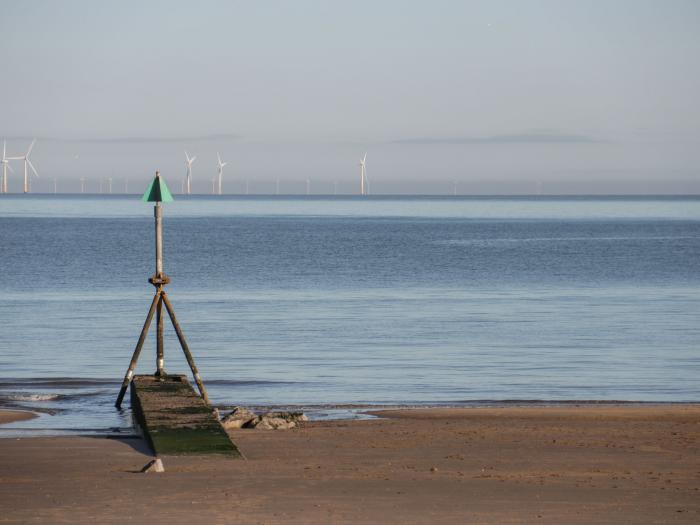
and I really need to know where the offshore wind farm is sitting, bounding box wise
[0,142,384,195]
[0,134,697,195]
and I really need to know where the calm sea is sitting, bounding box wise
[1,195,699,435]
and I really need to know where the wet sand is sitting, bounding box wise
[1,405,698,524]
[0,409,36,424]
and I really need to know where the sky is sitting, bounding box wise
[1,0,699,194]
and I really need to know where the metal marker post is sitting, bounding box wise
[154,201,165,376]
[116,171,211,407]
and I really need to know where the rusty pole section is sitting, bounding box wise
[156,294,165,376]
[155,202,163,276]
[154,202,166,376]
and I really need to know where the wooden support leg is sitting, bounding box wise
[161,292,212,406]
[115,291,161,408]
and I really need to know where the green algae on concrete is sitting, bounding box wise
[130,374,242,457]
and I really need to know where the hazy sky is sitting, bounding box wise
[1,0,699,193]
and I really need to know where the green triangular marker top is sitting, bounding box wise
[142,172,174,203]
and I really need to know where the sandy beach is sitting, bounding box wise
[1,405,698,524]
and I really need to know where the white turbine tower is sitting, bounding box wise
[359,152,368,195]
[216,153,227,195]
[1,141,15,194]
[8,139,38,193]
[184,151,196,194]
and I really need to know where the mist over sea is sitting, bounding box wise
[1,195,699,435]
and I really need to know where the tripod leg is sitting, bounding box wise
[115,291,161,408]
[161,292,212,406]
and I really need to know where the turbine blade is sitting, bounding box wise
[27,159,38,178]
[363,152,367,162]
[217,152,222,165]
[26,139,36,157]
[185,150,190,162]
[7,163,14,173]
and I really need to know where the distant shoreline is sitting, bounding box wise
[1,193,700,198]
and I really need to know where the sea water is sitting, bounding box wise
[1,195,699,435]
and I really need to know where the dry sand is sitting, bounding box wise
[1,405,698,524]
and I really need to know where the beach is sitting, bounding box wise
[2,1,699,522]
[1,405,698,524]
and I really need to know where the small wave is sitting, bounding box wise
[0,390,108,406]
[436,235,698,246]
[3,393,61,402]
[205,379,300,387]
[0,378,119,389]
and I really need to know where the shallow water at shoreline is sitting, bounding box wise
[3,390,695,439]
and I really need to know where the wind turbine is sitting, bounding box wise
[359,152,368,195]
[184,151,196,194]
[8,139,38,193]
[1,141,14,194]
[216,152,227,195]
